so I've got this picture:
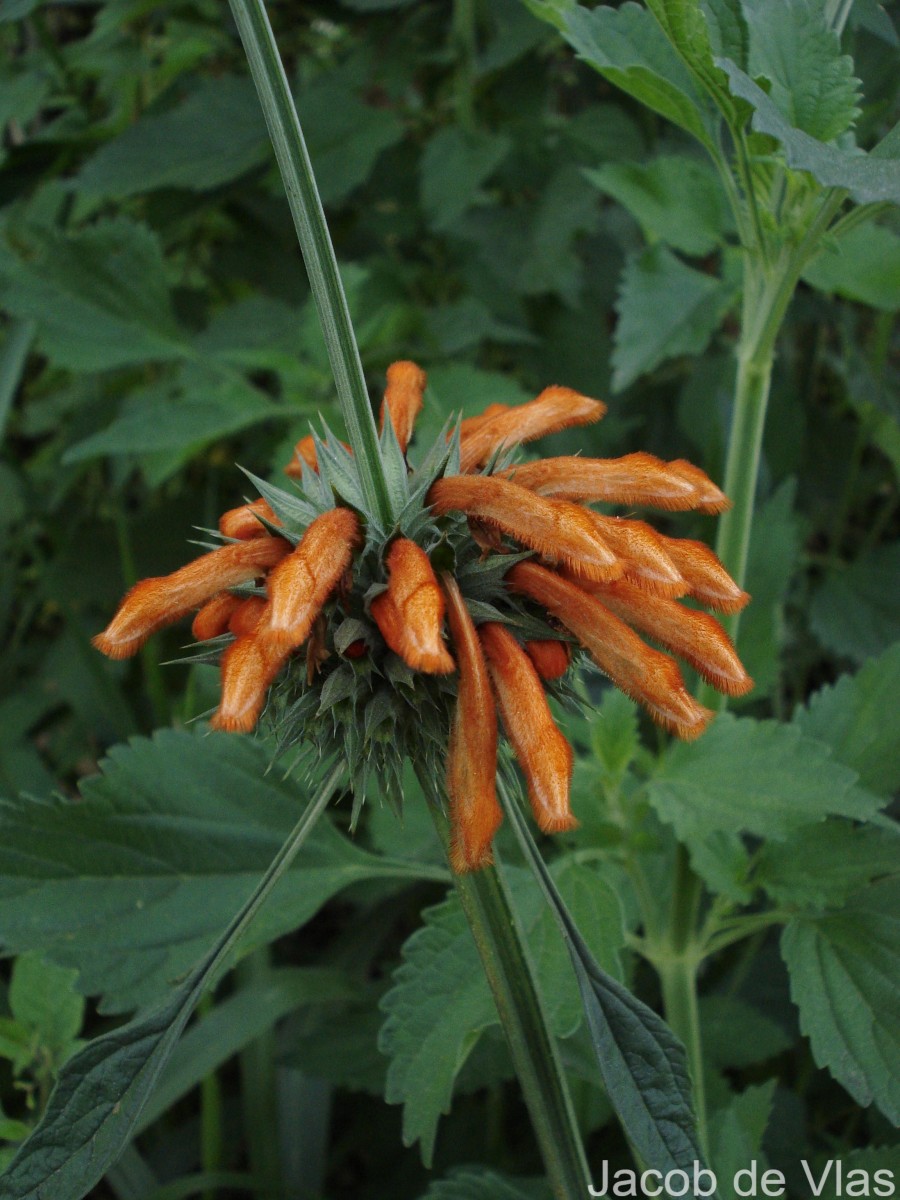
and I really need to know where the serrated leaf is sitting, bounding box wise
[0,767,343,1200]
[803,222,900,312]
[420,127,511,232]
[781,877,900,1123]
[756,820,900,907]
[9,955,84,1060]
[561,3,718,151]
[642,0,738,120]
[709,1082,777,1200]
[700,0,749,65]
[612,245,736,390]
[810,542,900,664]
[379,861,624,1164]
[585,155,730,256]
[0,730,433,1013]
[743,0,861,142]
[648,714,875,843]
[0,219,184,371]
[794,642,900,796]
[716,58,900,204]
[75,76,268,198]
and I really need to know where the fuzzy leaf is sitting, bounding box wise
[756,820,900,907]
[561,3,718,151]
[585,155,730,255]
[716,58,900,205]
[781,877,900,1124]
[810,542,900,664]
[612,245,735,390]
[75,76,268,198]
[0,730,432,1013]
[648,714,876,843]
[743,0,861,142]
[0,219,184,371]
[793,642,900,796]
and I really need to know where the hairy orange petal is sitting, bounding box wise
[428,475,622,582]
[284,434,320,477]
[442,573,501,873]
[228,595,268,638]
[458,386,606,472]
[370,539,454,673]
[260,508,361,651]
[218,498,280,540]
[506,562,713,740]
[192,592,244,641]
[585,513,685,597]
[590,580,753,697]
[502,452,729,513]
[380,360,425,452]
[210,633,290,733]
[480,623,576,834]
[658,537,750,614]
[524,639,571,681]
[93,537,289,660]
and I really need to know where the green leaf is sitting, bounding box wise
[379,861,625,1164]
[743,0,861,142]
[700,997,791,1070]
[62,377,287,462]
[648,714,874,843]
[137,967,352,1134]
[803,222,900,312]
[560,3,718,151]
[517,164,600,303]
[781,877,900,1123]
[0,219,184,371]
[416,1170,551,1200]
[612,245,735,390]
[75,77,269,198]
[810,542,900,664]
[756,820,900,907]
[641,0,738,120]
[738,479,802,696]
[9,955,84,1061]
[794,642,900,796]
[716,58,900,204]
[699,0,749,66]
[0,730,431,1013]
[814,1148,900,1200]
[420,127,511,232]
[709,1082,777,1200]
[585,154,730,256]
[0,765,343,1200]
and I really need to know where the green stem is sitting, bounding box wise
[228,0,393,528]
[424,794,590,1200]
[198,993,224,1200]
[237,949,281,1199]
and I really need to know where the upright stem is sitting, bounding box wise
[425,796,591,1200]
[228,0,393,528]
[238,948,281,1199]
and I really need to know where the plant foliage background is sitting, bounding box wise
[0,0,898,1197]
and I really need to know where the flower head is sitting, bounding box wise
[94,360,751,869]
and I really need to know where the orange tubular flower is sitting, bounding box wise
[370,539,454,673]
[507,561,714,740]
[428,475,621,582]
[260,508,362,651]
[480,623,576,835]
[93,537,289,660]
[95,359,750,872]
[442,573,502,872]
[380,360,426,452]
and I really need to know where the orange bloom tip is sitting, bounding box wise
[371,539,455,674]
[91,631,139,660]
[667,460,731,514]
[524,639,571,681]
[211,634,287,734]
[192,592,243,642]
[458,386,606,471]
[381,361,426,452]
[585,514,686,598]
[228,596,268,638]
[537,811,580,835]
[218,498,280,540]
[449,837,495,874]
[661,538,750,613]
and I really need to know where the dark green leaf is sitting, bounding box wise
[648,714,874,843]
[794,642,900,795]
[709,1082,777,1200]
[756,820,900,907]
[0,730,431,1013]
[716,59,900,204]
[420,127,511,232]
[803,222,900,312]
[75,77,268,198]
[810,542,900,664]
[782,878,900,1123]
[700,997,791,1070]
[8,954,84,1060]
[612,245,735,390]
[585,154,730,256]
[416,1170,551,1199]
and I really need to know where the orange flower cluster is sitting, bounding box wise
[94,360,751,871]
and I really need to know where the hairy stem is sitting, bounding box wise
[228,0,393,527]
[425,793,591,1200]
